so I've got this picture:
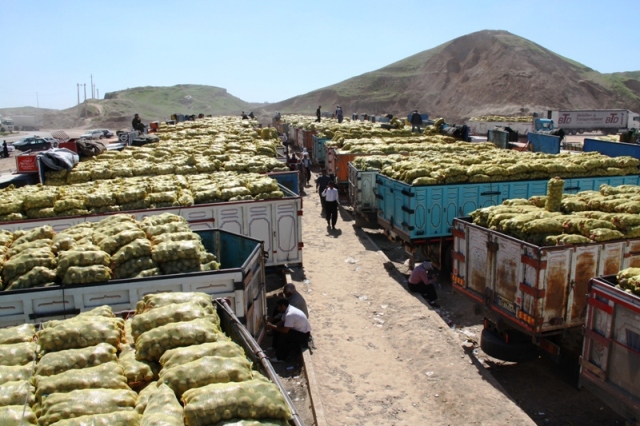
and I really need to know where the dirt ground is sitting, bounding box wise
[275,164,625,426]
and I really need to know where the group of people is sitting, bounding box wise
[266,283,311,363]
[314,105,344,123]
[241,111,255,119]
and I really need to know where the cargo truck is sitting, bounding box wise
[0,184,303,268]
[580,275,640,424]
[450,217,640,363]
[583,137,640,159]
[548,109,640,135]
[11,115,41,131]
[369,172,640,271]
[0,229,267,338]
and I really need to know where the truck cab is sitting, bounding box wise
[534,118,555,132]
[0,118,14,132]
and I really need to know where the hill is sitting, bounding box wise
[2,85,255,130]
[267,30,640,121]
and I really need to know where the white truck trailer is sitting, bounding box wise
[548,109,640,135]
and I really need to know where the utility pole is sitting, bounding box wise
[90,74,94,98]
[96,89,99,99]
[83,84,86,102]
[36,92,39,108]
[77,84,80,105]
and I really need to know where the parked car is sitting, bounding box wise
[12,137,54,152]
[80,130,104,140]
[91,129,115,138]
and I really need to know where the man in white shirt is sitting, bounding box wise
[267,298,311,362]
[321,181,340,230]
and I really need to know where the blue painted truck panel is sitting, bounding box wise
[376,174,640,241]
[583,138,640,158]
[527,132,561,154]
[268,171,299,195]
[312,135,330,165]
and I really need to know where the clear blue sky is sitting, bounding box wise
[2,0,639,110]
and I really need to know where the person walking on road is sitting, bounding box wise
[297,160,307,193]
[301,152,311,183]
[408,260,439,307]
[315,169,332,215]
[316,106,322,123]
[2,141,8,158]
[267,298,312,362]
[322,181,340,230]
[410,110,423,133]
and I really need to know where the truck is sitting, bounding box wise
[11,115,41,131]
[583,137,640,159]
[0,184,303,268]
[548,109,640,135]
[371,172,640,271]
[0,116,14,132]
[466,118,533,136]
[450,217,640,363]
[0,229,267,337]
[580,275,640,423]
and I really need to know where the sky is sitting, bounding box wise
[2,0,640,111]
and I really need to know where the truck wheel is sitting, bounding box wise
[480,328,538,363]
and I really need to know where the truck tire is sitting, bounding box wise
[480,328,538,363]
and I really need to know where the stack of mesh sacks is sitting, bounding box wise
[1,226,57,291]
[33,306,142,425]
[139,214,219,275]
[0,324,38,425]
[134,292,292,425]
[470,181,640,246]
[616,268,640,295]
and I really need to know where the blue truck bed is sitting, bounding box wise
[376,173,640,241]
[583,138,640,158]
[527,132,561,154]
[312,135,330,165]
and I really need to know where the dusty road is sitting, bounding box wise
[285,172,537,425]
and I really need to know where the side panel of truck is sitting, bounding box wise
[0,191,303,268]
[312,135,329,165]
[580,276,640,422]
[551,110,631,130]
[376,174,640,242]
[583,138,640,159]
[452,218,640,336]
[347,163,377,214]
[527,133,561,154]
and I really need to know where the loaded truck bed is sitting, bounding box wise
[0,184,303,268]
[0,229,267,337]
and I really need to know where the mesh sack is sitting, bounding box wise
[181,379,292,425]
[0,341,37,366]
[135,292,213,314]
[159,355,253,398]
[545,177,565,212]
[158,258,201,275]
[142,222,190,237]
[140,383,183,426]
[7,239,55,258]
[0,405,37,425]
[118,346,159,386]
[159,340,243,370]
[135,318,223,362]
[37,317,124,353]
[56,250,111,276]
[5,266,57,290]
[36,388,138,426]
[97,229,147,255]
[151,231,202,245]
[34,343,118,377]
[61,264,112,285]
[0,379,35,406]
[12,226,55,246]
[131,302,218,342]
[33,361,128,405]
[0,323,35,344]
[135,381,157,414]
[111,239,153,266]
[112,256,157,280]
[589,228,624,242]
[0,364,34,385]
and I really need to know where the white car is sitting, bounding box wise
[80,130,103,140]
[90,129,115,138]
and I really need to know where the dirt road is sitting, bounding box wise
[286,173,537,425]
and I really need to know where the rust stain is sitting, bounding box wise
[545,263,568,320]
[471,270,487,294]
[496,259,517,300]
[603,252,622,276]
[572,252,596,320]
[630,257,640,268]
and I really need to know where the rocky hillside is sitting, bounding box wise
[268,30,640,121]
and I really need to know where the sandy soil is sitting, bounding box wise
[282,170,537,426]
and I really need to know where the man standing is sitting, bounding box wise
[132,113,145,134]
[301,152,311,183]
[410,110,423,133]
[2,140,8,158]
[322,181,340,230]
[316,106,322,123]
[315,169,331,214]
[408,260,439,307]
[336,106,344,123]
[267,298,312,362]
